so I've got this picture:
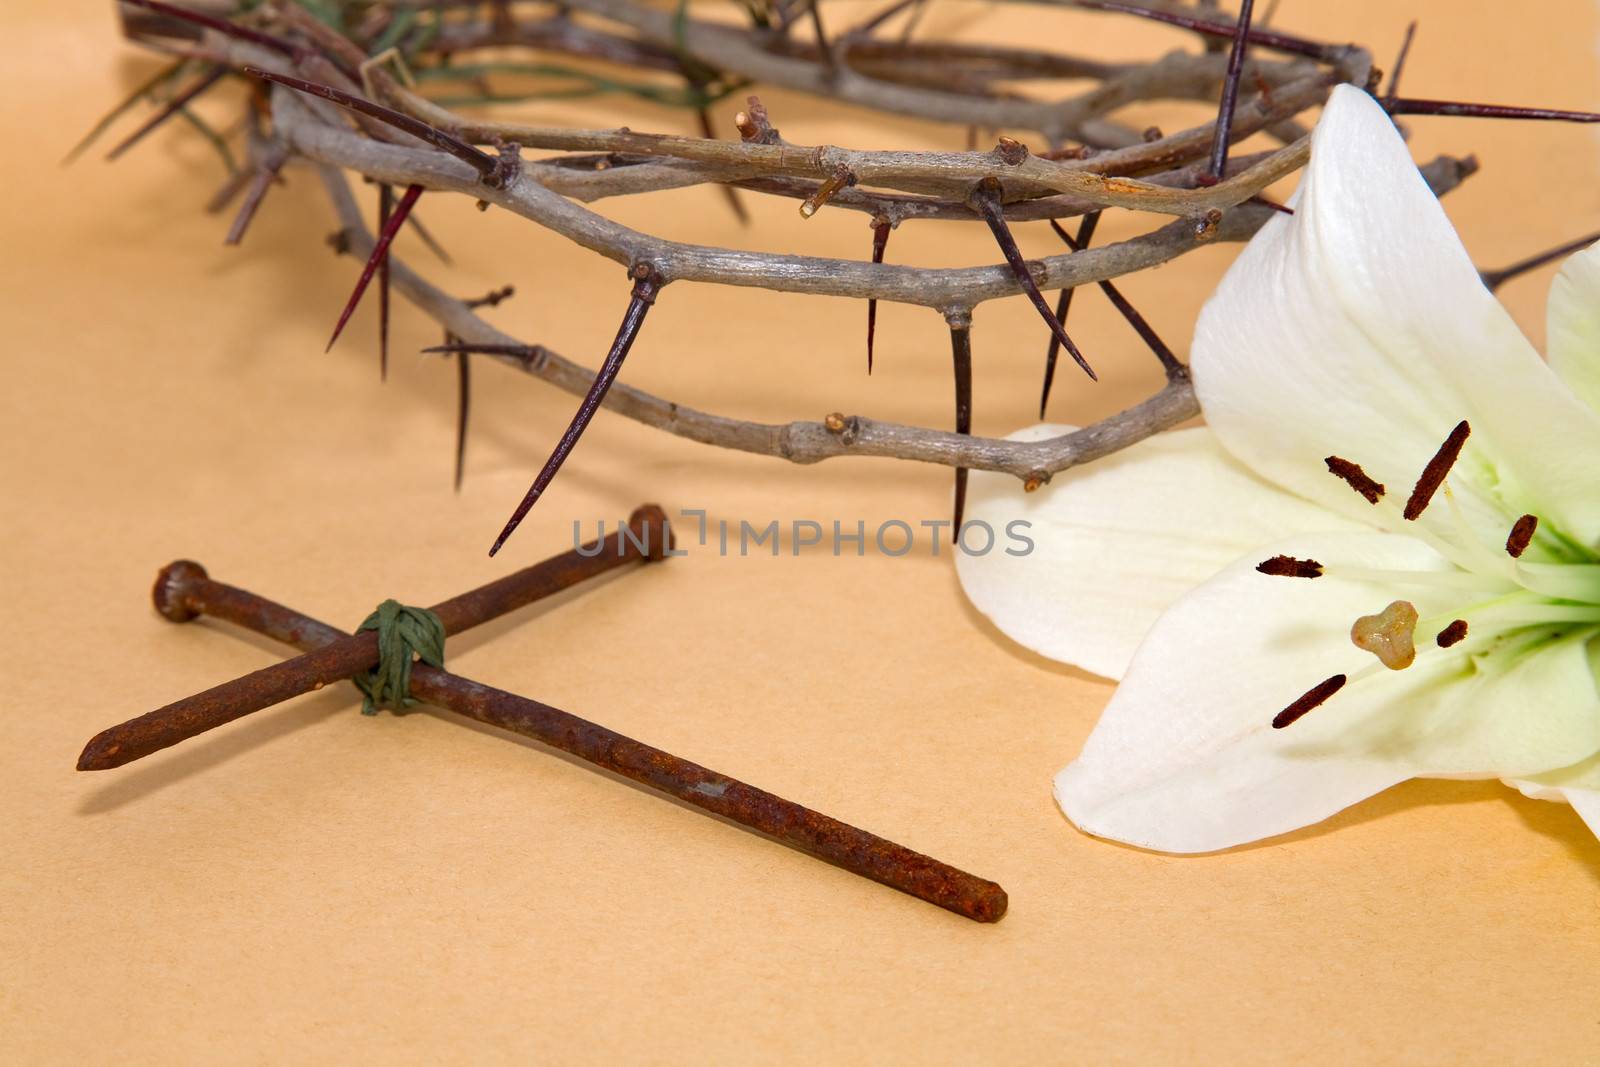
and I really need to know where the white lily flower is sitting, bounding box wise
[957,84,1600,853]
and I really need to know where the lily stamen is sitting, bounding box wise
[1440,483,1517,578]
[1324,456,1385,504]
[1272,674,1347,729]
[1435,619,1469,647]
[1403,420,1471,520]
[1255,555,1323,578]
[1317,564,1511,592]
[1506,514,1538,558]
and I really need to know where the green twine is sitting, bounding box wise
[352,600,446,715]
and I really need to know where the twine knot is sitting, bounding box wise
[352,600,445,715]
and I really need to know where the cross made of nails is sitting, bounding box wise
[75,505,1007,924]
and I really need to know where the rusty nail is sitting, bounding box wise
[81,535,1008,922]
[77,506,675,771]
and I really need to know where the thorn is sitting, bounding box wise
[465,285,516,309]
[1069,0,1328,60]
[949,319,973,532]
[1041,212,1100,417]
[105,65,228,162]
[1383,21,1418,107]
[244,67,510,184]
[447,332,471,492]
[120,0,298,57]
[327,183,423,355]
[488,267,663,556]
[1386,98,1600,122]
[969,178,1097,383]
[808,1,838,77]
[1480,231,1600,291]
[1049,217,1186,381]
[378,184,393,381]
[207,159,257,214]
[64,58,187,165]
[423,341,543,364]
[404,211,453,265]
[223,143,289,245]
[843,0,922,39]
[897,0,929,42]
[1207,0,1255,180]
[867,218,891,375]
[697,108,749,225]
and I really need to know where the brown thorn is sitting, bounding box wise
[64,58,189,166]
[1273,674,1347,729]
[448,331,471,492]
[808,0,838,78]
[423,341,545,367]
[696,107,749,225]
[867,218,891,375]
[1207,0,1255,180]
[969,178,1097,383]
[327,183,423,354]
[120,0,298,57]
[1481,232,1600,292]
[489,266,663,556]
[223,143,289,246]
[465,285,516,309]
[105,65,228,162]
[1325,456,1385,505]
[404,211,453,265]
[244,67,509,184]
[377,183,393,381]
[206,163,256,215]
[843,0,922,40]
[1383,21,1418,106]
[1387,98,1600,123]
[949,317,973,531]
[1041,211,1100,417]
[1050,215,1186,383]
[1403,420,1471,521]
[1070,0,1332,60]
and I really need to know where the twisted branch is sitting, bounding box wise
[109,0,1487,493]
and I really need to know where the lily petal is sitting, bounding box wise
[1547,242,1600,416]
[1507,748,1600,841]
[1056,531,1600,853]
[1569,790,1600,840]
[957,425,1367,679]
[1193,85,1600,543]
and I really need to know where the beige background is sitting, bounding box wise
[5,2,1600,1063]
